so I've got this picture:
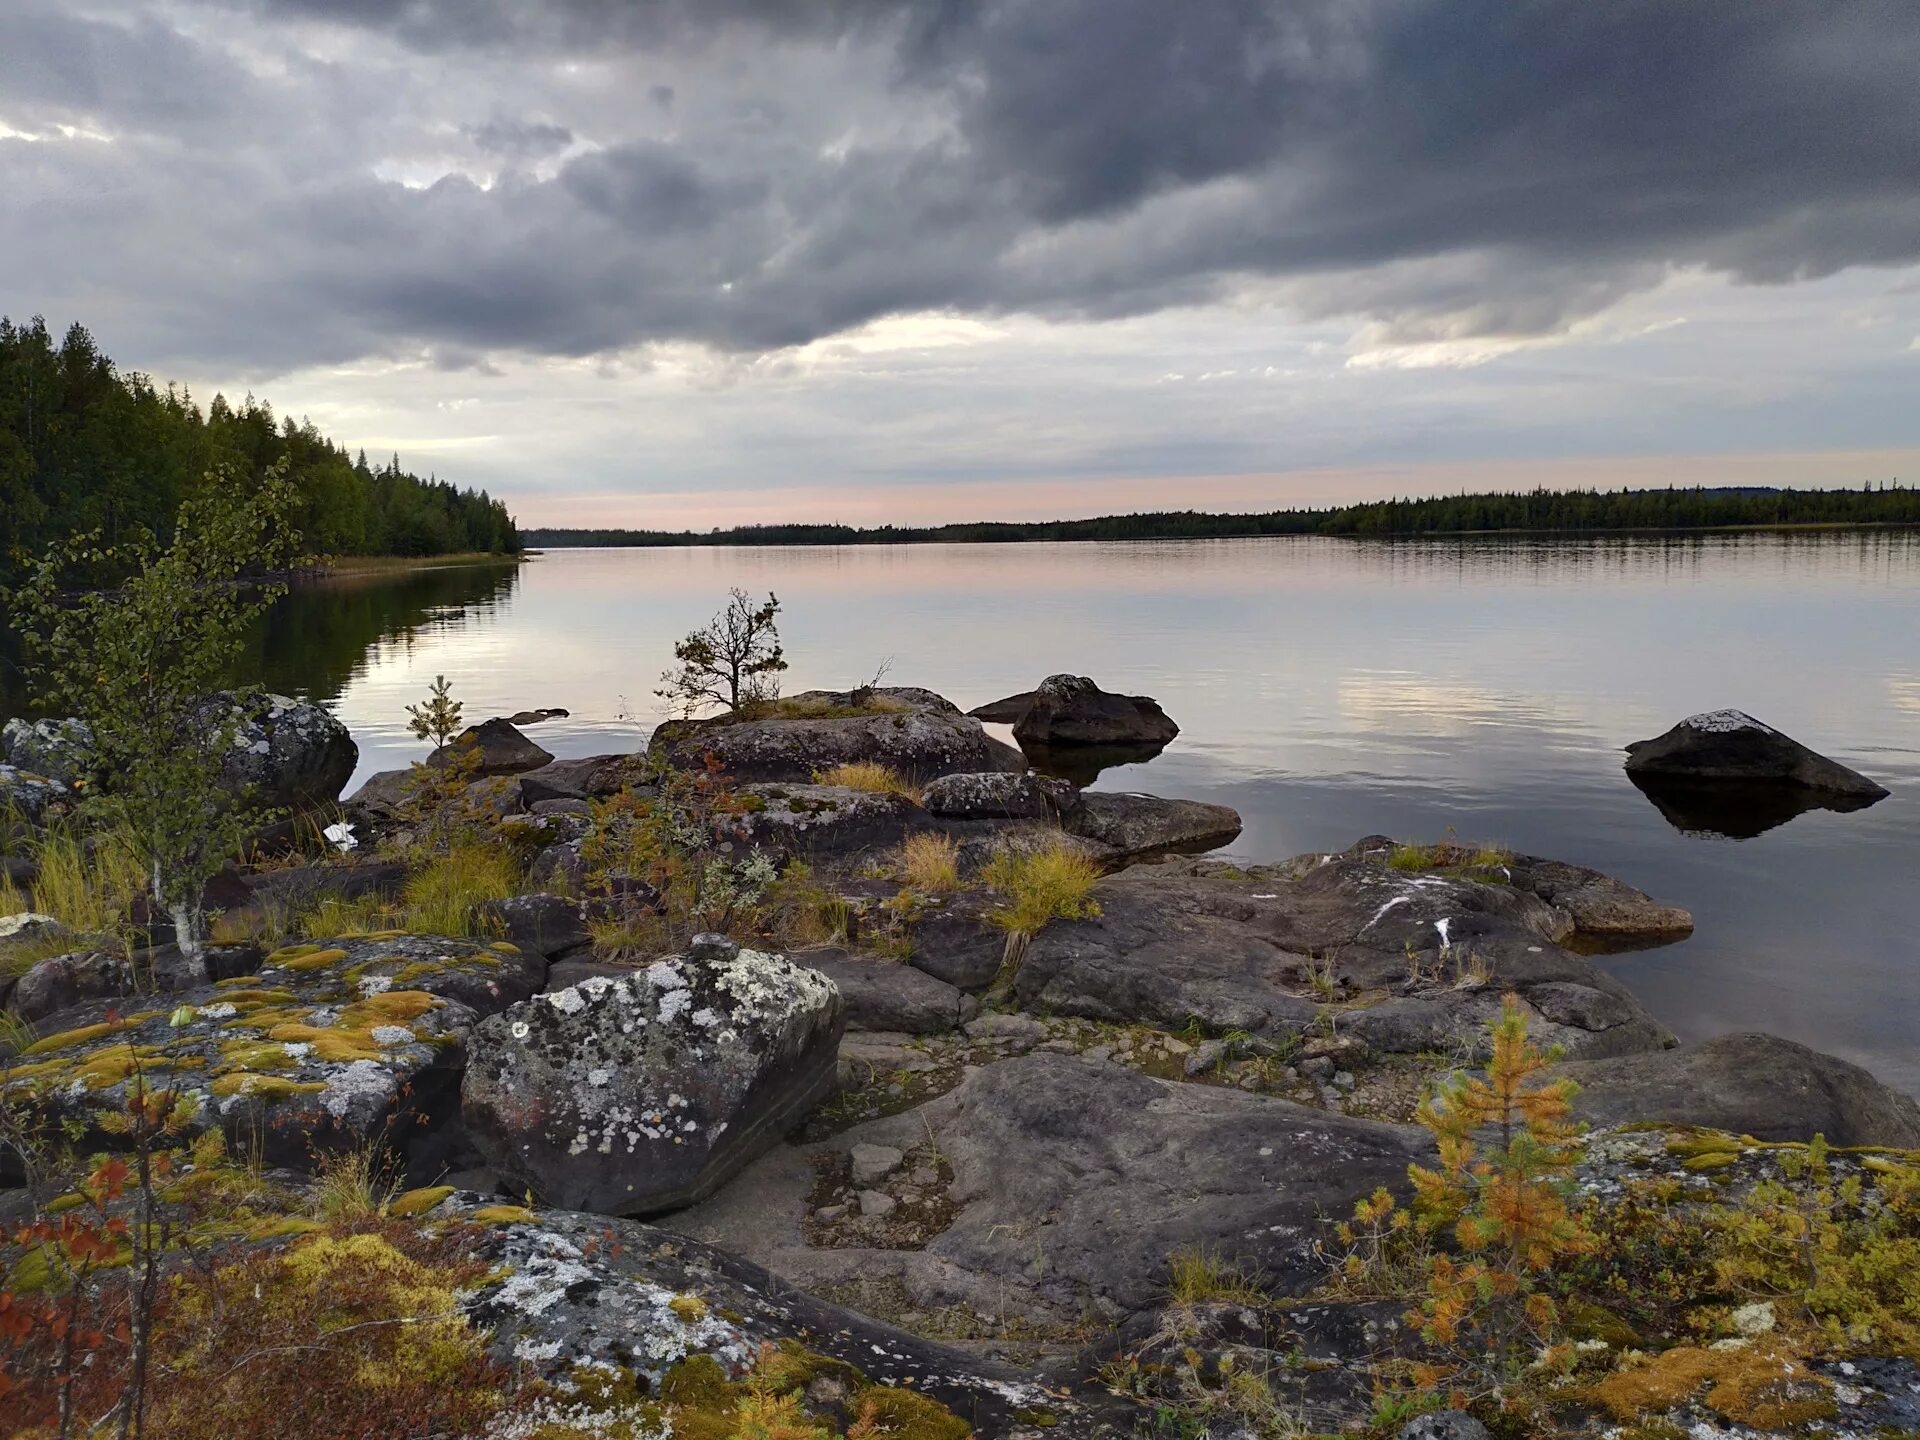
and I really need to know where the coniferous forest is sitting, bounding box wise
[523,482,1920,550]
[0,317,519,583]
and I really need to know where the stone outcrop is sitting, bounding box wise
[1625,710,1888,799]
[430,716,554,776]
[919,770,1068,820]
[797,947,977,1034]
[204,692,359,813]
[462,934,845,1215]
[1007,849,1676,1062]
[652,697,1025,785]
[516,752,648,804]
[2,934,541,1173]
[1,717,91,787]
[974,674,1180,748]
[738,783,933,857]
[1555,1032,1920,1148]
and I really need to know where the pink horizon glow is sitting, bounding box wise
[510,446,1920,531]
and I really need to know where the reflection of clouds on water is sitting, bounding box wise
[1888,679,1920,716]
[1334,671,1579,737]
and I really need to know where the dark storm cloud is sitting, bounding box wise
[4,0,1918,370]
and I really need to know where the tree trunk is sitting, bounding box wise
[169,901,204,962]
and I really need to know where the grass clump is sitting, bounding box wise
[895,833,959,894]
[310,1145,401,1222]
[1166,1246,1270,1307]
[812,761,922,804]
[981,840,1103,936]
[398,842,520,937]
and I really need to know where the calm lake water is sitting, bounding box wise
[11,534,1920,1094]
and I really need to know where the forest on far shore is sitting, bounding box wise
[523,482,1920,550]
[0,317,519,585]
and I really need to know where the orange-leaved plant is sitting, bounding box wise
[1404,992,1592,1398]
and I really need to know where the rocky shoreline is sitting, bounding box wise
[3,680,1915,1438]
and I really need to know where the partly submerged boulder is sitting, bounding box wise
[516,751,648,805]
[975,674,1180,748]
[461,934,845,1216]
[2,934,540,1173]
[1555,1032,1920,1148]
[651,704,1025,786]
[430,716,554,777]
[1065,790,1242,861]
[1624,710,1887,799]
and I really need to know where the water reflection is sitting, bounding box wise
[1626,772,1887,841]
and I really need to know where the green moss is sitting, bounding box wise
[853,1387,972,1440]
[21,1013,154,1055]
[1683,1152,1739,1173]
[390,1185,456,1218]
[246,1215,326,1240]
[276,946,351,973]
[263,943,327,965]
[210,1072,328,1101]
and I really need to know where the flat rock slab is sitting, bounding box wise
[462,935,845,1216]
[2,934,539,1172]
[795,947,978,1034]
[675,1052,1431,1327]
[1012,852,1674,1061]
[1555,1032,1920,1148]
[653,708,1026,785]
[1625,709,1888,799]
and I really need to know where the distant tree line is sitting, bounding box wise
[0,317,520,585]
[522,483,1920,550]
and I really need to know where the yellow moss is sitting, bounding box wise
[389,954,500,986]
[264,1024,385,1063]
[1582,1340,1835,1429]
[246,1215,326,1240]
[390,1185,457,1218]
[264,943,327,965]
[275,946,351,973]
[668,1294,709,1323]
[490,941,521,955]
[1682,1152,1739,1172]
[849,1387,973,1440]
[46,1191,88,1214]
[217,1038,302,1072]
[469,1204,537,1225]
[1666,1133,1747,1160]
[208,987,297,1005]
[9,1042,176,1091]
[22,1013,153,1055]
[209,1072,328,1101]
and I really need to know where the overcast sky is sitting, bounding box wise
[5,0,1919,527]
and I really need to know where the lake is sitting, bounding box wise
[12,533,1920,1094]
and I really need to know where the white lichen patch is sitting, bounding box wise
[320,1058,397,1119]
[1682,709,1774,734]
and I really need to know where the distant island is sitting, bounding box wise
[523,483,1919,549]
[0,317,520,585]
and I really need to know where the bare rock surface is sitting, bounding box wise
[1625,709,1888,798]
[462,934,845,1215]
[516,751,649,804]
[1064,790,1242,860]
[740,783,933,857]
[1555,1032,1920,1147]
[797,947,978,1034]
[1009,848,1675,1062]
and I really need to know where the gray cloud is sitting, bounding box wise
[3,0,1918,375]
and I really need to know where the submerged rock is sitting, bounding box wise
[1625,709,1888,799]
[975,673,1180,748]
[1556,1032,1920,1148]
[1,934,539,1173]
[461,934,845,1216]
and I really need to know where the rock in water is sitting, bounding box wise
[462,934,845,1216]
[651,704,1024,784]
[974,674,1180,747]
[1555,1032,1920,1148]
[430,716,554,776]
[1065,790,1242,860]
[1624,710,1887,798]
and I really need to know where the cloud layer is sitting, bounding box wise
[4,1,1919,521]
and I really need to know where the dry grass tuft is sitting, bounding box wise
[813,761,922,803]
[896,833,960,894]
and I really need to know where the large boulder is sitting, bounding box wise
[462,934,845,1215]
[430,716,554,776]
[203,691,359,812]
[738,782,932,857]
[0,765,72,831]
[1009,851,1676,1062]
[919,770,1066,820]
[2,934,541,1173]
[1065,790,1242,861]
[975,674,1180,748]
[1625,710,1888,799]
[1555,1032,1920,1148]
[516,751,648,804]
[796,947,977,1034]
[651,704,1025,786]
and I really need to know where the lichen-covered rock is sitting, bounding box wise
[1556,1032,1920,1148]
[430,716,554,776]
[651,707,1025,785]
[0,764,72,830]
[200,691,359,811]
[738,782,932,857]
[475,893,590,959]
[462,934,845,1216]
[919,770,1062,820]
[2,716,92,787]
[450,1200,1105,1437]
[975,674,1180,747]
[0,933,538,1173]
[1625,709,1888,798]
[1064,790,1242,860]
